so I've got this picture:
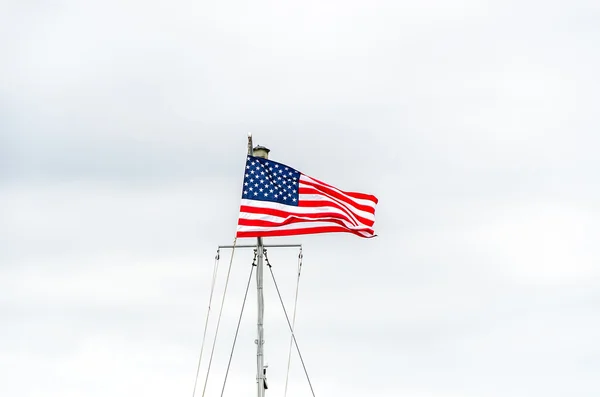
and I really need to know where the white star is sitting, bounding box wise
[250,170,255,174]
[274,194,278,198]
[269,167,273,171]
[275,164,279,168]
[243,190,248,195]
[259,188,264,192]
[254,192,258,196]
[292,198,297,202]
[249,187,253,191]
[279,169,283,174]
[282,196,287,200]
[244,182,248,186]
[261,171,265,175]
[292,189,296,193]
[284,167,288,171]
[264,192,268,197]
[277,176,282,181]
[254,183,259,188]
[270,189,274,193]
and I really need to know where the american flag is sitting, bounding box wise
[236,155,378,238]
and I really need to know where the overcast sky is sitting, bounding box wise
[2,1,600,396]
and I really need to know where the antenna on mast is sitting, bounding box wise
[247,133,253,156]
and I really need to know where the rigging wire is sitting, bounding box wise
[201,238,238,397]
[264,251,316,397]
[283,248,303,397]
[192,248,221,397]
[220,253,256,397]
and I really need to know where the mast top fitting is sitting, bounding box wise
[253,145,270,159]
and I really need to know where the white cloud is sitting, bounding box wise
[2,0,600,396]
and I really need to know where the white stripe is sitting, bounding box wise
[236,220,374,234]
[299,180,375,221]
[239,211,364,230]
[298,193,376,222]
[239,206,361,227]
[300,175,377,209]
[239,199,373,226]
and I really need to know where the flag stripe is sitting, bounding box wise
[236,227,372,238]
[302,173,379,201]
[238,207,372,231]
[298,193,376,224]
[301,175,378,206]
[300,176,377,211]
[237,217,373,234]
[239,205,358,227]
[237,222,375,238]
[237,219,374,233]
[240,196,375,228]
[299,186,376,215]
[298,199,374,227]
[239,200,361,225]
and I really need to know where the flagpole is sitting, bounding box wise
[248,133,269,397]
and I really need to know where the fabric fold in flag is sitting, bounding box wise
[236,156,378,238]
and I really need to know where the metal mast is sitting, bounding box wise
[248,133,270,397]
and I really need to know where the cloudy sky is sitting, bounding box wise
[2,0,600,396]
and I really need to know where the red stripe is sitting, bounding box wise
[238,215,374,234]
[236,226,376,238]
[297,199,375,227]
[239,205,361,227]
[302,175,379,204]
[299,182,376,215]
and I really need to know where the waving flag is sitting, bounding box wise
[236,156,378,238]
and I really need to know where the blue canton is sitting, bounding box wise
[241,156,301,206]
